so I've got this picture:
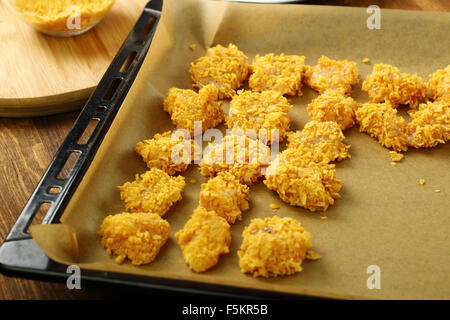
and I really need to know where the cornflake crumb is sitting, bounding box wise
[189,179,197,184]
[362,58,370,64]
[189,44,196,51]
[435,189,440,193]
[320,216,327,220]
[269,203,280,210]
[305,250,321,261]
[391,162,397,167]
[419,179,425,185]
[390,151,404,162]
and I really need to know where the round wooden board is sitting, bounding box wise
[0,0,149,118]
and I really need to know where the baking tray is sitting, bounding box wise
[0,0,298,299]
[1,0,449,300]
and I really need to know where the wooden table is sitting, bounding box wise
[1,0,448,300]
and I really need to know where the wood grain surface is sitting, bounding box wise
[0,0,448,300]
[0,0,148,117]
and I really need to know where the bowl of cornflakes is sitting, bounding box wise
[6,0,116,37]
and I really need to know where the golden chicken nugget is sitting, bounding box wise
[199,134,271,185]
[307,91,359,130]
[264,148,341,212]
[226,90,292,144]
[135,131,198,175]
[249,53,306,96]
[175,207,231,272]
[287,121,351,164]
[362,63,427,109]
[118,168,186,216]
[199,172,249,224]
[407,98,450,148]
[355,101,409,152]
[427,65,450,101]
[238,216,312,277]
[189,44,249,99]
[304,56,359,95]
[98,212,170,265]
[163,84,224,136]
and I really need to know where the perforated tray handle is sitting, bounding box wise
[5,0,163,242]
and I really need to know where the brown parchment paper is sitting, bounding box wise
[30,0,450,299]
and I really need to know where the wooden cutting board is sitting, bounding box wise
[0,0,149,117]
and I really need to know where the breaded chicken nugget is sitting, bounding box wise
[189,44,249,99]
[175,207,231,272]
[135,131,198,175]
[307,91,359,130]
[249,53,306,96]
[304,56,359,95]
[287,121,351,164]
[407,98,450,148]
[355,101,409,152]
[238,216,312,277]
[163,84,224,136]
[199,134,271,185]
[98,212,170,265]
[264,148,341,212]
[118,168,186,216]
[362,64,427,108]
[226,90,292,144]
[427,65,450,101]
[199,172,249,224]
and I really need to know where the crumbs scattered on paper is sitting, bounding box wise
[362,58,370,64]
[189,44,196,51]
[419,179,425,185]
[189,179,197,184]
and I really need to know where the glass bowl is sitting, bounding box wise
[5,0,116,37]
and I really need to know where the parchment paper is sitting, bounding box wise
[30,0,450,299]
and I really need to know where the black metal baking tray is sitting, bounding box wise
[0,0,305,299]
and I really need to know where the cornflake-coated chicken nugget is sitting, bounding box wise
[199,172,249,224]
[427,65,450,101]
[226,90,292,144]
[238,216,312,277]
[304,56,359,95]
[264,148,341,212]
[249,53,306,96]
[407,98,450,148]
[118,168,186,216]
[362,64,427,108]
[163,84,224,136]
[355,101,409,152]
[175,207,231,272]
[98,212,170,265]
[189,44,249,99]
[135,131,198,175]
[287,121,351,164]
[199,134,271,185]
[307,91,359,130]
